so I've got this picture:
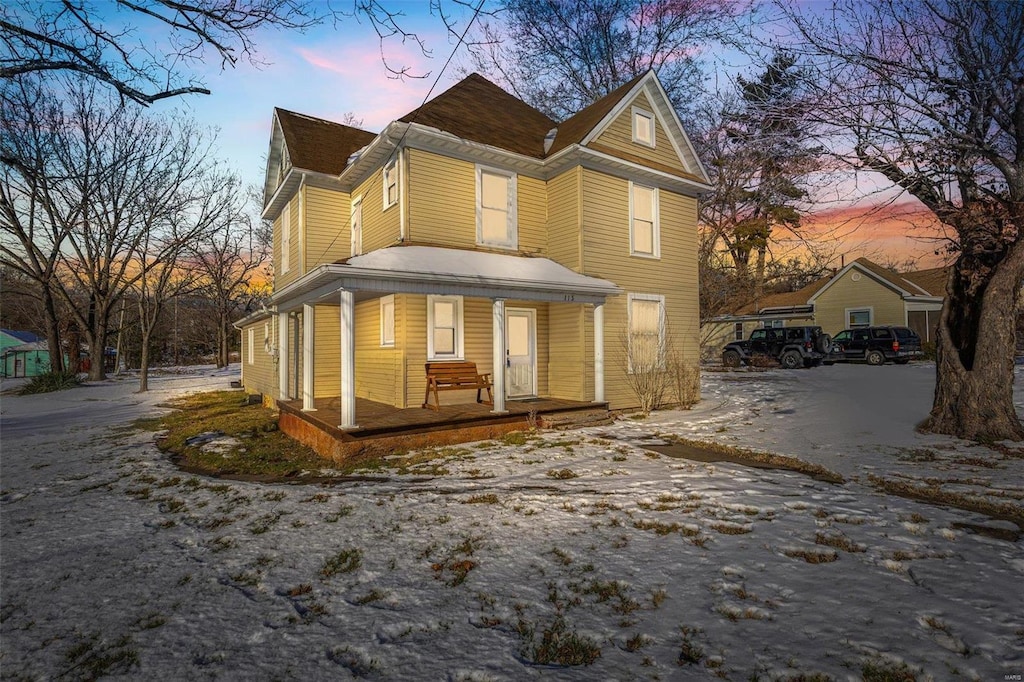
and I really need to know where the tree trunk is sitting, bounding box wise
[41,287,64,374]
[86,311,109,381]
[138,330,150,392]
[218,312,229,368]
[922,241,1024,442]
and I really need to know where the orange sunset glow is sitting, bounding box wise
[803,200,954,270]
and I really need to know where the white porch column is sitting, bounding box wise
[278,311,289,401]
[593,302,605,404]
[302,304,316,411]
[491,298,507,414]
[338,288,358,429]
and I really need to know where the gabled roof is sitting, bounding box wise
[901,266,948,297]
[399,73,556,158]
[724,257,949,318]
[735,276,831,315]
[809,257,948,303]
[546,73,647,156]
[1,329,41,343]
[275,109,377,176]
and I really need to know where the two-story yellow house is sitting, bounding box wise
[237,71,708,451]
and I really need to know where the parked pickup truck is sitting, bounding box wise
[831,326,923,365]
[721,325,835,369]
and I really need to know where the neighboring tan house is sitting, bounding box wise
[704,257,948,352]
[236,71,709,430]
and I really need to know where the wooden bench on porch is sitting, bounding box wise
[422,361,493,410]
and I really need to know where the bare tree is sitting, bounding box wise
[463,0,737,121]
[0,0,434,105]
[2,76,237,381]
[132,172,243,391]
[778,0,1024,441]
[189,193,269,369]
[1,77,83,373]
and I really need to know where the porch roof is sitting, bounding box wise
[273,246,622,310]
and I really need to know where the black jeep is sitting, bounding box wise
[722,326,834,369]
[831,326,923,365]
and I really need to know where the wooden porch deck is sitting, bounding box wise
[277,396,609,463]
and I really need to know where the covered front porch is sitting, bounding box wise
[278,394,610,462]
[273,245,622,442]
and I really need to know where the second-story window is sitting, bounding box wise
[476,165,517,249]
[280,204,291,273]
[632,107,655,147]
[351,195,363,256]
[630,182,660,258]
[383,158,399,210]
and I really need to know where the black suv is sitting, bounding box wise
[831,326,923,365]
[722,326,834,369]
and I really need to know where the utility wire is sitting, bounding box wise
[305,0,487,268]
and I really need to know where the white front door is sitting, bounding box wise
[505,308,536,398]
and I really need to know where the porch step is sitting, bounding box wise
[539,409,613,430]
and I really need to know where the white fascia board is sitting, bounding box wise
[262,168,342,220]
[337,122,406,189]
[579,73,653,148]
[645,76,711,183]
[905,296,944,306]
[233,307,276,329]
[577,147,711,195]
[400,124,546,179]
[272,263,621,311]
[808,261,910,303]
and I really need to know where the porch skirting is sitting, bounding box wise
[278,397,609,463]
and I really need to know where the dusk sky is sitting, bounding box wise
[156,2,948,270]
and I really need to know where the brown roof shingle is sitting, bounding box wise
[398,73,556,158]
[901,266,949,297]
[276,108,377,176]
[546,72,648,156]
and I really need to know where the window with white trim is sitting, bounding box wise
[630,182,660,258]
[380,295,395,347]
[427,295,464,360]
[733,322,744,341]
[628,293,665,373]
[247,328,255,365]
[383,158,399,210]
[350,195,363,256]
[280,204,291,274]
[632,107,655,147]
[847,308,872,328]
[476,166,517,249]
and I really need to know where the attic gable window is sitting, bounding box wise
[476,165,518,249]
[383,158,399,210]
[629,182,660,258]
[632,107,655,147]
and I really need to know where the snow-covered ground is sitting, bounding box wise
[1,363,1021,680]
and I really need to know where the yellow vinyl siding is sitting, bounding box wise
[313,306,340,398]
[814,272,906,335]
[517,176,547,253]
[354,298,405,405]
[274,198,302,289]
[592,92,686,173]
[548,304,586,400]
[580,169,700,409]
[407,148,547,253]
[547,169,581,271]
[402,295,550,407]
[407,150,476,247]
[304,185,351,269]
[240,319,277,399]
[354,166,402,254]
